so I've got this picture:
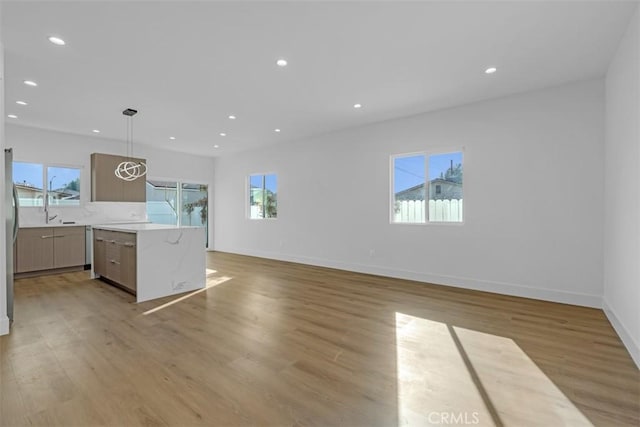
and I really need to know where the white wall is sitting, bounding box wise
[6,124,215,244]
[0,2,9,335]
[604,7,640,367]
[214,79,605,308]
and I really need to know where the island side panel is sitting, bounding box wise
[135,227,206,303]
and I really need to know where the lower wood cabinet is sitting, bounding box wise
[16,226,85,274]
[54,227,86,268]
[93,230,107,278]
[93,229,137,294]
[16,228,53,273]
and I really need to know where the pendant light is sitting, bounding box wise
[115,108,147,181]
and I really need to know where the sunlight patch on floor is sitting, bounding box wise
[142,275,232,315]
[395,312,489,425]
[395,312,593,426]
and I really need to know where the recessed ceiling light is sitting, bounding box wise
[92,129,100,133]
[214,144,219,148]
[219,133,227,137]
[23,80,38,87]
[228,115,236,120]
[276,58,288,67]
[169,136,176,140]
[16,101,28,106]
[274,128,281,133]
[48,36,66,46]
[485,67,497,74]
[353,103,362,109]
[7,114,18,119]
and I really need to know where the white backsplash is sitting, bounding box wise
[19,202,147,227]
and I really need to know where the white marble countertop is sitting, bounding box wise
[19,222,88,228]
[91,223,206,302]
[19,220,150,229]
[92,223,203,233]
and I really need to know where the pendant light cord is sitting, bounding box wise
[116,108,147,181]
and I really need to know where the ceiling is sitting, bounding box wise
[2,1,637,157]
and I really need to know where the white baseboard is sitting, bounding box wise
[215,247,603,309]
[0,315,9,336]
[603,299,640,369]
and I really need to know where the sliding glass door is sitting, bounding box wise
[146,180,178,225]
[181,183,208,225]
[146,180,208,246]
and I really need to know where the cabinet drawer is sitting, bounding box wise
[19,227,55,240]
[93,229,113,243]
[106,243,122,283]
[113,231,136,246]
[94,228,137,294]
[55,226,85,237]
[93,233,107,277]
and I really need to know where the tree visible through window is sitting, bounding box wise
[249,174,277,219]
[392,151,463,223]
[13,162,81,207]
[146,180,209,246]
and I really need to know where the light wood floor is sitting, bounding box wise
[1,252,638,426]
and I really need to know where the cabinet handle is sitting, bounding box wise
[41,235,54,239]
[108,240,116,244]
[53,235,65,238]
[95,237,104,242]
[109,259,121,265]
[123,242,135,247]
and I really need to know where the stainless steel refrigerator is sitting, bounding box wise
[5,148,18,322]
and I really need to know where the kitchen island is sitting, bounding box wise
[92,223,206,302]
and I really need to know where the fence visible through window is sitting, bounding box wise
[392,151,463,223]
[394,199,464,223]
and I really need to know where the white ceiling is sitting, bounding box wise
[2,1,637,157]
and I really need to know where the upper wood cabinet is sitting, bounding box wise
[91,153,146,202]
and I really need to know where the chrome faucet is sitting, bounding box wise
[44,199,58,224]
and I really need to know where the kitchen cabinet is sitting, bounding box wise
[16,226,86,274]
[92,224,205,303]
[54,226,86,268]
[16,228,53,273]
[91,153,146,202]
[119,239,137,293]
[93,229,107,278]
[93,229,137,294]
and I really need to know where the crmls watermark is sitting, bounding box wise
[427,411,480,425]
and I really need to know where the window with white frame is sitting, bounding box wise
[146,179,209,246]
[249,174,277,219]
[391,151,463,223]
[13,162,81,207]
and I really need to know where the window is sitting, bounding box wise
[391,151,463,223]
[392,154,426,223]
[146,180,209,246]
[249,174,277,219]
[13,162,81,207]
[47,166,81,206]
[180,183,208,228]
[146,180,178,225]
